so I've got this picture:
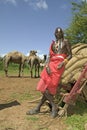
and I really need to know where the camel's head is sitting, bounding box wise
[29,50,37,56]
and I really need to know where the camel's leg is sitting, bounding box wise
[34,65,40,78]
[31,70,33,78]
[4,62,9,77]
[31,64,33,78]
[38,65,40,78]
[21,63,24,77]
[5,68,8,77]
[3,57,7,77]
[29,64,32,77]
[18,64,21,77]
[34,65,37,78]
[30,68,33,78]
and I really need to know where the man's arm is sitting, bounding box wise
[62,39,72,65]
[57,39,72,69]
[45,54,50,67]
[65,39,72,61]
[45,54,51,75]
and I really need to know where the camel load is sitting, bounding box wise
[61,43,87,85]
[59,43,87,105]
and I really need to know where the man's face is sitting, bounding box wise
[56,29,63,40]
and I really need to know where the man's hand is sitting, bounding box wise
[46,66,51,75]
[57,62,64,69]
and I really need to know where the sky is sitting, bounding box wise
[0,0,82,58]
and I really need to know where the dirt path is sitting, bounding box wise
[0,76,67,130]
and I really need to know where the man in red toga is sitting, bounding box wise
[26,27,72,118]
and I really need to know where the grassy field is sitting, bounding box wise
[0,61,33,77]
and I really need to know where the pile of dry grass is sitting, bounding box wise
[61,43,87,85]
[60,43,87,101]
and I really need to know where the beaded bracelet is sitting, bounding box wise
[64,59,68,65]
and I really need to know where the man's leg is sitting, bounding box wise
[44,89,58,118]
[26,94,46,115]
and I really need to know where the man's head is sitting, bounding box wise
[54,27,64,40]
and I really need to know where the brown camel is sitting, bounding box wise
[3,51,28,77]
[28,50,40,78]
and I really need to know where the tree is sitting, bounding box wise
[65,1,87,44]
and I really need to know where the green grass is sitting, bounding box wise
[66,115,87,130]
[26,116,39,121]
[0,61,31,76]
[0,61,42,76]
[65,100,87,130]
[6,62,30,75]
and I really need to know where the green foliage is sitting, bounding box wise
[65,1,87,44]
[26,116,39,121]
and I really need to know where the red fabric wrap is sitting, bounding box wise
[37,41,67,95]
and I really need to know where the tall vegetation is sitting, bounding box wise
[65,0,87,44]
[0,56,3,70]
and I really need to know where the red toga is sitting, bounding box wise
[37,41,67,95]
